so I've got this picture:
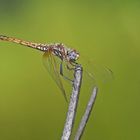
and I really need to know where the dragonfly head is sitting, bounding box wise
[67,49,79,62]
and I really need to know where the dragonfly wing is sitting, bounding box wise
[43,52,68,101]
[77,56,114,88]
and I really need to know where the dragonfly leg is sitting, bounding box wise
[60,62,73,82]
[69,60,79,67]
[66,60,79,70]
[66,64,75,71]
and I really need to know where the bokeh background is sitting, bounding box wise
[0,0,140,140]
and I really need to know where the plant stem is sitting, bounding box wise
[74,87,98,140]
[61,64,83,140]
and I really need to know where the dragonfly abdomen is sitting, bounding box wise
[0,35,38,49]
[36,44,50,51]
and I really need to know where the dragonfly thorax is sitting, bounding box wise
[51,43,79,62]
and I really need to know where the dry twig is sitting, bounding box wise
[61,65,83,140]
[74,87,98,140]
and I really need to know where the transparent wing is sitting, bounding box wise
[74,56,114,99]
[77,55,114,90]
[43,52,68,102]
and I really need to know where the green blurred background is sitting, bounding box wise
[0,0,140,140]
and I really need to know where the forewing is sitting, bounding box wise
[77,55,114,94]
[43,52,68,101]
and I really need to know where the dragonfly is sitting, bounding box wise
[0,35,112,101]
[0,35,80,101]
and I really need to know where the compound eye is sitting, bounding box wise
[69,51,76,60]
